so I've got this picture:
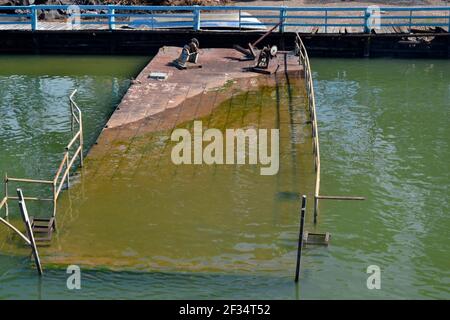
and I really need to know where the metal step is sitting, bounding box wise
[30,217,55,246]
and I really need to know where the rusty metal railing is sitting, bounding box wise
[1,90,83,221]
[295,34,365,223]
[0,90,82,275]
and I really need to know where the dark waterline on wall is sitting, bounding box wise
[0,31,449,58]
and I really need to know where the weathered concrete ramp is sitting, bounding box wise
[35,47,314,273]
[86,46,303,161]
[106,46,302,130]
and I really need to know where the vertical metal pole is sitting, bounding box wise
[239,10,242,30]
[448,9,450,33]
[314,195,319,224]
[151,11,154,31]
[409,10,413,33]
[364,8,370,33]
[193,6,201,31]
[30,5,38,31]
[79,112,84,168]
[108,5,115,31]
[4,173,8,218]
[69,100,74,132]
[295,195,307,282]
[17,189,43,276]
[65,150,70,189]
[324,10,328,33]
[279,7,286,33]
[52,182,57,218]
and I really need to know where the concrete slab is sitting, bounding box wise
[105,46,303,132]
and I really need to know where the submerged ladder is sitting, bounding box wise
[0,90,84,274]
[30,217,56,246]
[0,189,43,275]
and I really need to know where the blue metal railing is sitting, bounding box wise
[0,5,448,32]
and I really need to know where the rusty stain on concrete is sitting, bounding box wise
[107,47,301,129]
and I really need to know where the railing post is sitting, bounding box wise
[79,112,84,168]
[448,9,450,33]
[52,182,57,218]
[69,99,74,132]
[108,5,115,31]
[238,9,242,30]
[294,195,306,282]
[193,5,201,31]
[364,8,370,33]
[65,150,70,188]
[409,10,413,33]
[279,7,286,33]
[324,10,328,33]
[314,195,319,224]
[4,173,8,218]
[30,5,38,31]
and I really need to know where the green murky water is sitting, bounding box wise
[0,56,449,299]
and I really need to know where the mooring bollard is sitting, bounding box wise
[295,195,307,282]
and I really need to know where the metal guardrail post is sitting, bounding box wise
[4,173,8,218]
[193,5,201,31]
[30,5,38,31]
[314,195,319,224]
[364,7,371,33]
[279,7,286,33]
[108,5,115,31]
[52,181,57,218]
[448,9,450,32]
[79,110,84,168]
[295,195,306,282]
[70,100,74,132]
[238,10,242,30]
[65,150,70,188]
[409,10,413,33]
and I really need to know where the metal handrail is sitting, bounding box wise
[0,192,43,276]
[0,5,448,32]
[2,90,83,219]
[295,34,365,223]
[296,34,321,223]
[0,91,82,275]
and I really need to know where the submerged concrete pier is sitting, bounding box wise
[29,46,314,271]
[88,46,302,158]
